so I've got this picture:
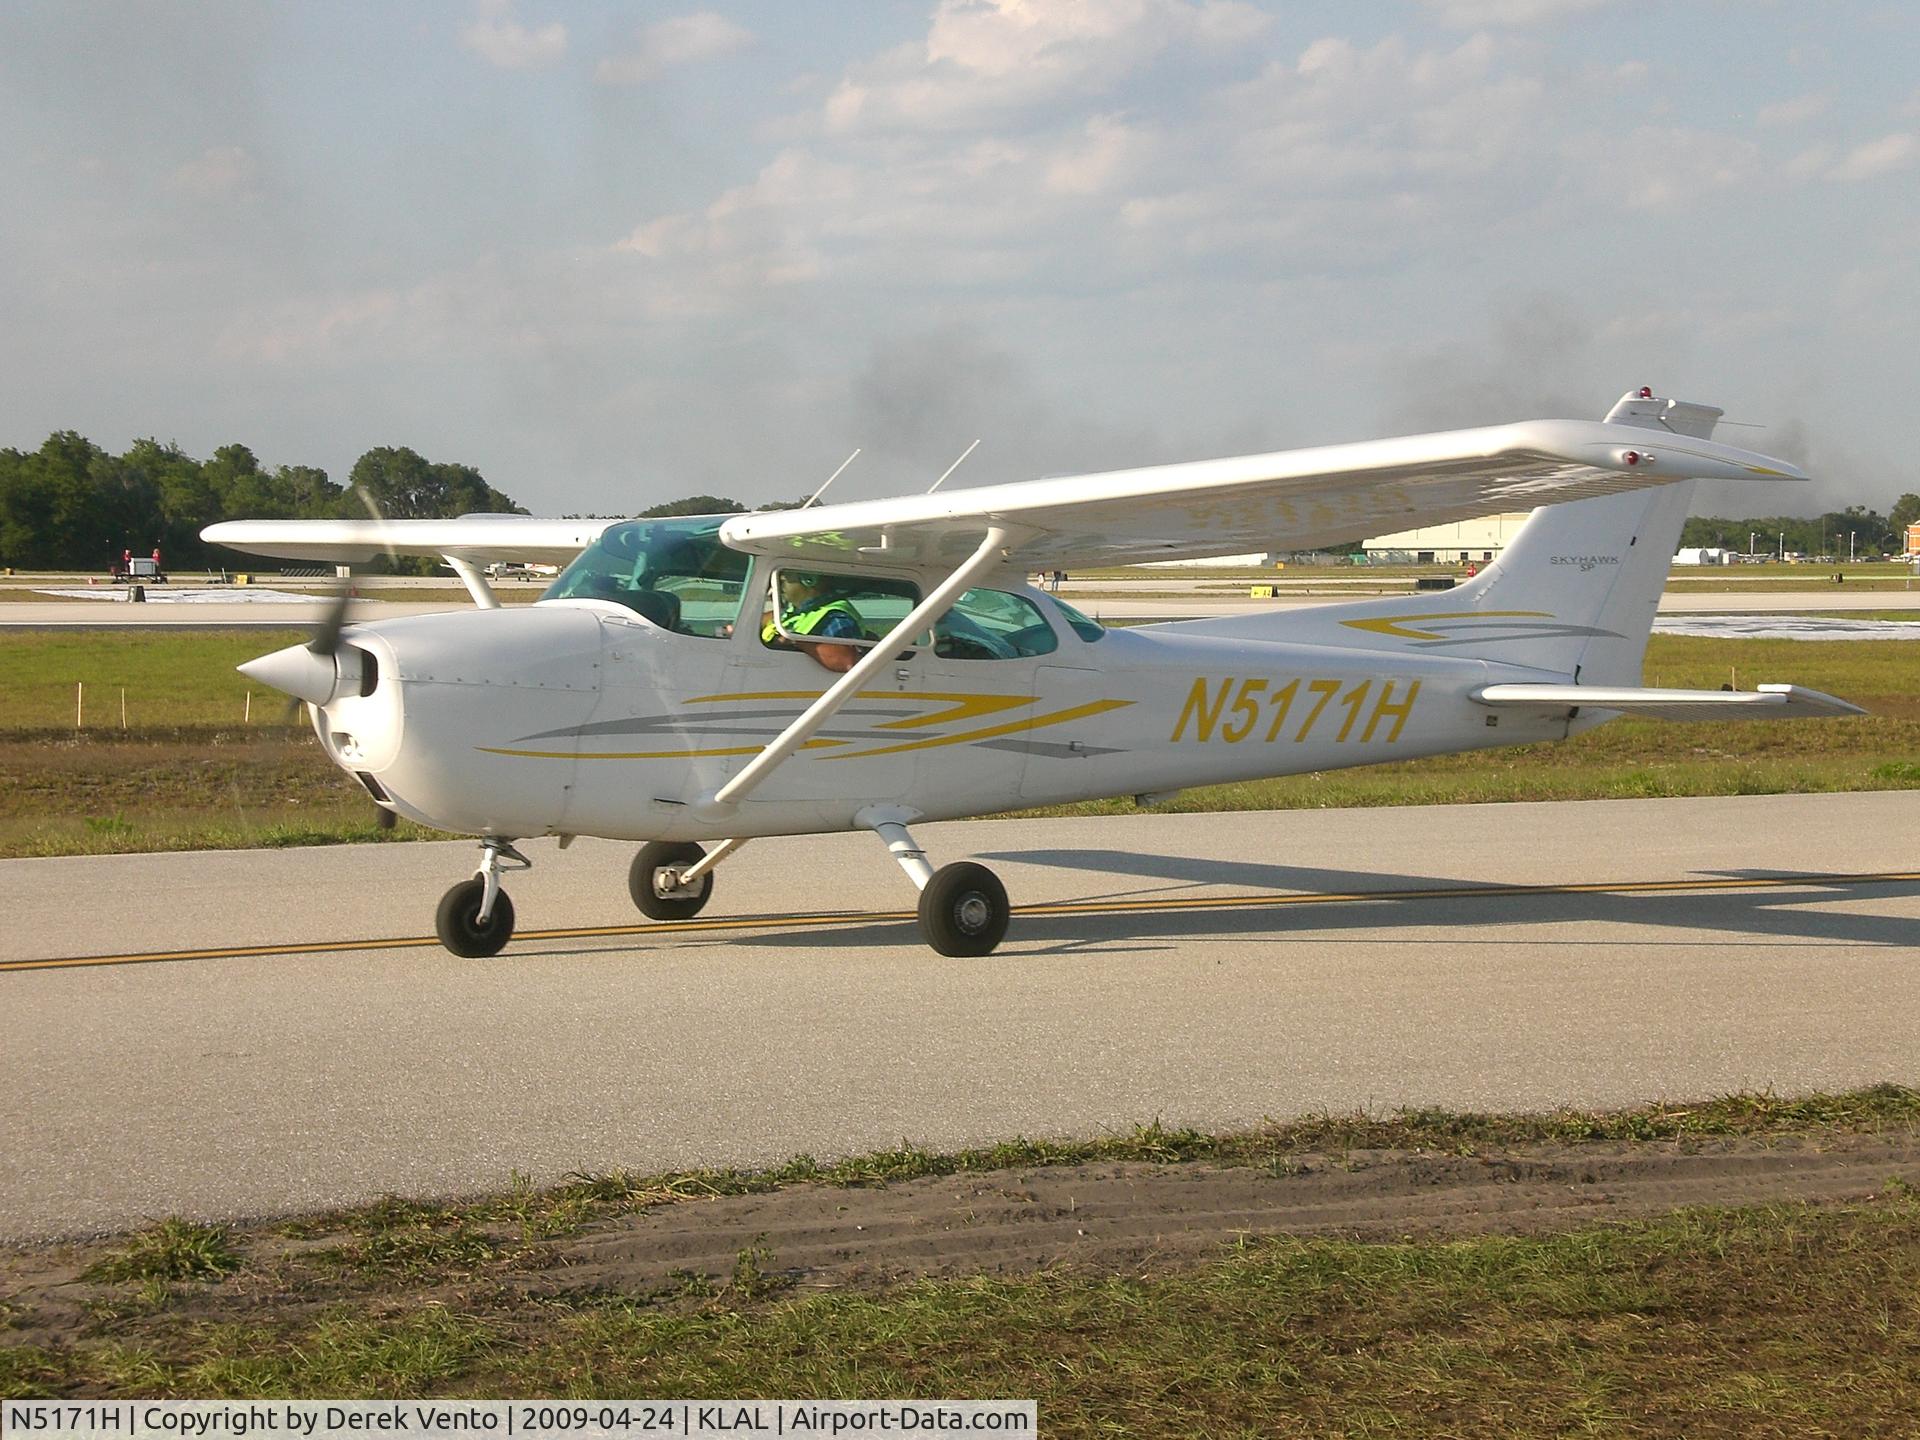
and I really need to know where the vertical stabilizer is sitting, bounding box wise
[1456,390,1718,683]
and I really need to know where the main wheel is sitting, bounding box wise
[630,840,713,920]
[436,877,515,958]
[918,861,1009,957]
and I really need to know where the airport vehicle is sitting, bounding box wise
[203,389,1861,958]
[110,555,166,584]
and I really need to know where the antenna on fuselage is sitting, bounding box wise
[801,449,860,509]
[926,438,981,494]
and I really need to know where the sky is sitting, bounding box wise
[3,0,1916,518]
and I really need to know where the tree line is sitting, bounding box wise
[1680,499,1919,560]
[5,428,1912,574]
[0,431,524,572]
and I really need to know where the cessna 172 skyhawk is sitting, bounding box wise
[204,388,1861,959]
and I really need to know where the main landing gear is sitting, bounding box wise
[629,837,744,920]
[620,811,1011,957]
[865,806,1010,957]
[435,837,529,958]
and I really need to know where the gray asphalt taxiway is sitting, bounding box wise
[3,792,1917,1241]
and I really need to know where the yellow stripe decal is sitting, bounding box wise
[873,694,1034,730]
[819,699,1134,759]
[1342,610,1552,641]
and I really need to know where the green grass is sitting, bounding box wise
[83,1220,241,1284]
[0,630,310,730]
[12,1202,1920,1430]
[6,1088,1920,1428]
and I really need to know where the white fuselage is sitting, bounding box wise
[310,568,1581,843]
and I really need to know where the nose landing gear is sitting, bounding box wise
[435,837,529,958]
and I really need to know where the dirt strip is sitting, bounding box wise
[541,1132,1920,1293]
[9,1131,1919,1354]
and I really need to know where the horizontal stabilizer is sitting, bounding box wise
[1470,683,1865,721]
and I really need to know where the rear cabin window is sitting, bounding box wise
[1045,595,1106,643]
[934,589,1059,660]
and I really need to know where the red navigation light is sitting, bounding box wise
[1623,450,1641,466]
[1638,386,1654,399]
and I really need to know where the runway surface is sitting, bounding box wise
[3,793,1918,1241]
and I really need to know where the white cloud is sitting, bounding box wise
[596,12,753,85]
[1613,126,1763,208]
[1043,113,1142,195]
[820,0,1269,134]
[1415,0,1609,28]
[169,145,257,198]
[459,0,566,71]
[1829,132,1916,182]
[1785,144,1834,182]
[1756,92,1827,127]
[614,25,1612,308]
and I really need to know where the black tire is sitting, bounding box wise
[435,877,515,958]
[918,861,1009,957]
[630,840,712,920]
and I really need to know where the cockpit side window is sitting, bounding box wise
[762,568,924,650]
[540,517,751,637]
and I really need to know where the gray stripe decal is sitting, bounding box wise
[512,706,922,743]
[972,739,1127,759]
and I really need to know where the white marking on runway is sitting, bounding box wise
[1652,614,1920,640]
[34,586,317,604]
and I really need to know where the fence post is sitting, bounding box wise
[76,681,83,729]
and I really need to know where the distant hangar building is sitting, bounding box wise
[1362,513,1532,564]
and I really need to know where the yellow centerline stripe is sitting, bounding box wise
[5,870,1915,974]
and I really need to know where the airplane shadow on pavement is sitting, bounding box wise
[721,848,1920,956]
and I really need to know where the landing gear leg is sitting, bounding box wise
[860,806,1009,957]
[435,837,529,958]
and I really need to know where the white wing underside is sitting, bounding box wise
[199,516,614,565]
[200,417,1803,571]
[1472,683,1865,721]
[720,419,1802,570]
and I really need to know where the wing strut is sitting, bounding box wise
[700,524,1017,816]
[445,556,501,610]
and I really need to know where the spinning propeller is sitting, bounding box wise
[237,487,399,828]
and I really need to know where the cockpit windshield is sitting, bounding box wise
[540,516,750,637]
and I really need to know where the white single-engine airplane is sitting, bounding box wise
[204,388,1861,958]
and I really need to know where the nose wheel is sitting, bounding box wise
[435,837,528,958]
[436,878,516,958]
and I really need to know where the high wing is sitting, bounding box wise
[200,515,613,566]
[719,418,1805,570]
[201,410,1805,576]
